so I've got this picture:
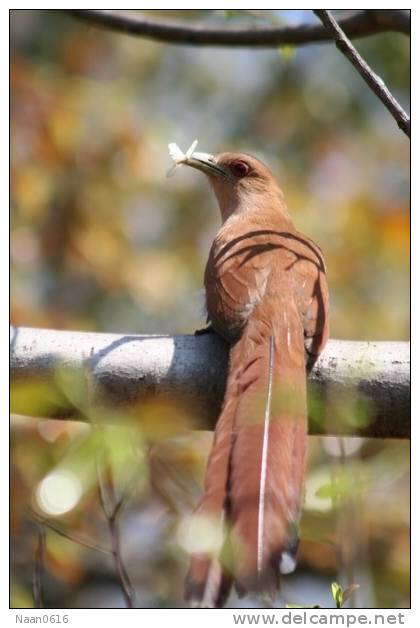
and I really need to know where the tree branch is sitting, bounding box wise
[32,526,46,609]
[10,326,410,439]
[95,450,136,608]
[68,10,409,48]
[29,509,112,555]
[313,10,410,137]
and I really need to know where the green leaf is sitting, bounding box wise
[315,468,372,502]
[331,582,344,608]
[54,365,88,411]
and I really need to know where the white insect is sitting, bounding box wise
[167,139,214,177]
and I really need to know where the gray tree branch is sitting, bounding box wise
[10,326,410,439]
[314,9,410,137]
[68,10,409,48]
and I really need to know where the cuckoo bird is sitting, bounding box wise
[171,147,329,607]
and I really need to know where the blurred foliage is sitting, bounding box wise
[285,581,359,608]
[10,10,409,608]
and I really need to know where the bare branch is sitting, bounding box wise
[68,10,409,48]
[313,10,410,137]
[86,348,136,606]
[32,526,46,609]
[369,10,410,34]
[10,327,410,439]
[29,509,112,555]
[111,460,145,522]
[95,452,137,608]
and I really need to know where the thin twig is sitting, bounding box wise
[96,453,137,608]
[96,452,115,520]
[85,346,137,608]
[111,459,144,522]
[32,526,46,609]
[313,10,410,137]
[68,9,409,48]
[29,509,111,555]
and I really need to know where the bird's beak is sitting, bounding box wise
[185,153,231,180]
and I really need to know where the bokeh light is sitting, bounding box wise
[35,469,83,516]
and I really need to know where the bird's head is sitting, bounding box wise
[184,151,286,222]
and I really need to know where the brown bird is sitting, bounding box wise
[178,150,329,607]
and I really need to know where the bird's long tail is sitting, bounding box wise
[184,341,242,608]
[184,300,307,605]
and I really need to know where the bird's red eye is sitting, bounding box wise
[231,160,249,178]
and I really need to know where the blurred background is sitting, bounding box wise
[10,10,409,608]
